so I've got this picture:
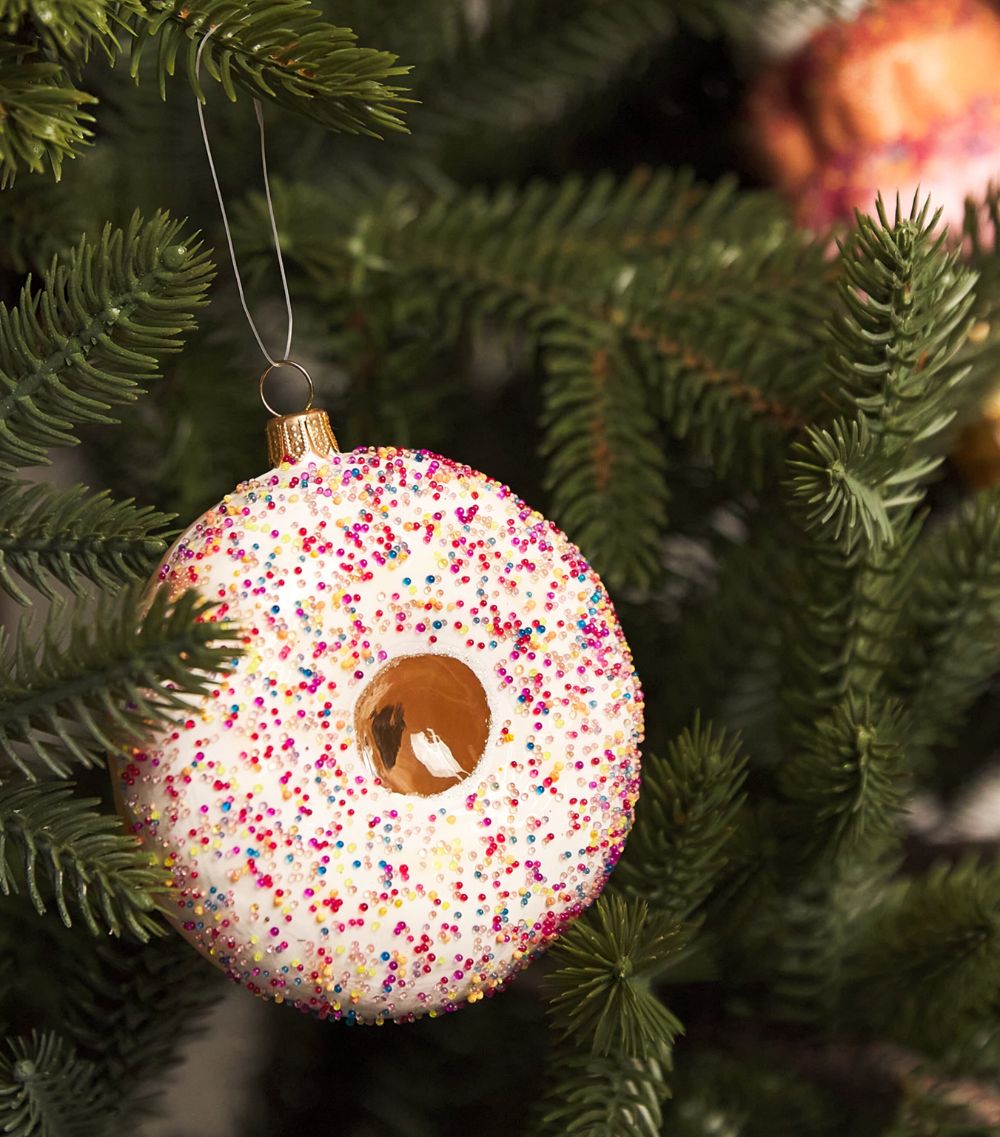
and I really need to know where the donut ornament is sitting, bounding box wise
[115,363,644,1024]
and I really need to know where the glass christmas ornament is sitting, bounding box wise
[748,0,1000,232]
[114,396,644,1023]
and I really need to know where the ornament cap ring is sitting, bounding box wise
[258,359,315,417]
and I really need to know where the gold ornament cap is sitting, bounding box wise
[259,359,339,466]
[266,408,339,466]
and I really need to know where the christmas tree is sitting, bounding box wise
[4,2,1000,1135]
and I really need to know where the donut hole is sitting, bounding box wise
[355,655,491,796]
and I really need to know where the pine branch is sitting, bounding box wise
[895,490,1000,761]
[789,418,898,556]
[964,184,1000,263]
[769,879,847,1025]
[657,505,791,737]
[0,895,88,1038]
[700,801,783,966]
[669,1038,1000,1136]
[0,780,166,938]
[63,936,224,1114]
[0,44,96,186]
[236,167,815,283]
[664,1047,840,1137]
[0,211,213,469]
[782,520,919,737]
[324,0,470,70]
[129,0,410,137]
[788,195,978,565]
[0,587,240,779]
[958,188,1000,424]
[235,174,832,477]
[769,543,916,1024]
[776,694,909,867]
[964,184,1000,321]
[886,1077,1000,1137]
[830,195,978,468]
[545,895,685,1060]
[772,547,915,1020]
[536,1043,671,1137]
[333,0,779,145]
[0,481,173,604]
[541,329,668,588]
[0,0,141,55]
[670,0,802,37]
[410,0,678,138]
[614,719,747,922]
[779,198,978,737]
[0,1031,106,1137]
[339,320,466,452]
[765,702,896,1024]
[846,861,1000,1053]
[0,177,87,277]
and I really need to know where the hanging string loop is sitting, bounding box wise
[194,26,298,412]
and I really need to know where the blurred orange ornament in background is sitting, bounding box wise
[749,0,1000,233]
[749,0,1000,486]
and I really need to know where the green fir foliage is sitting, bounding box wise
[0,176,92,276]
[789,197,977,567]
[790,416,896,554]
[0,211,213,469]
[614,719,747,920]
[541,330,668,587]
[0,587,239,779]
[846,862,1000,1055]
[830,199,976,448]
[963,186,1000,401]
[0,43,96,185]
[0,0,142,55]
[536,1043,672,1137]
[776,694,909,866]
[768,878,848,1024]
[0,482,173,603]
[663,1048,842,1137]
[0,780,166,938]
[63,936,225,1112]
[782,196,980,739]
[405,0,679,138]
[130,1,410,136]
[0,1031,105,1137]
[895,489,1000,761]
[545,894,685,1060]
[887,1089,1000,1137]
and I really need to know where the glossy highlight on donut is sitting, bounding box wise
[116,447,643,1023]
